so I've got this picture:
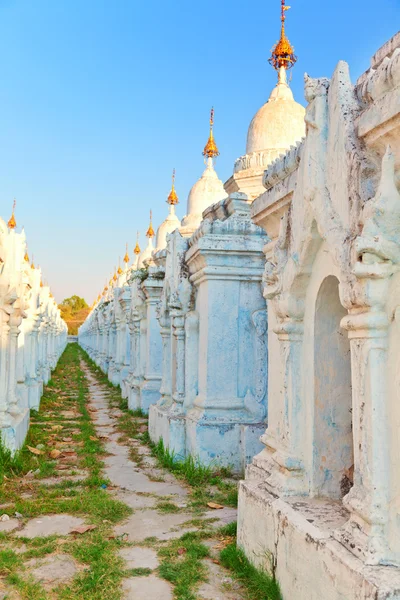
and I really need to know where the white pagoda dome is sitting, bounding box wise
[225,1,305,200]
[181,109,226,235]
[155,170,181,251]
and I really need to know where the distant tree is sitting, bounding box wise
[59,295,90,335]
[60,295,88,314]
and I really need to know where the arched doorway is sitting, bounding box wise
[313,276,353,499]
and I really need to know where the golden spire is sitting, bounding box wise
[269,0,297,72]
[24,247,29,262]
[7,199,17,230]
[117,257,123,275]
[112,267,117,282]
[30,254,35,269]
[134,231,141,255]
[123,243,130,264]
[202,108,220,159]
[167,169,179,205]
[146,210,155,238]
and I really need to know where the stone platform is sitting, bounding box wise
[238,480,400,600]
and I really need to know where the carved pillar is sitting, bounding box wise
[0,310,12,426]
[158,314,172,405]
[172,312,185,408]
[7,311,23,415]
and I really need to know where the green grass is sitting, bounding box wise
[220,544,282,600]
[158,533,210,600]
[0,344,133,600]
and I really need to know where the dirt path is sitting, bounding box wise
[0,344,248,600]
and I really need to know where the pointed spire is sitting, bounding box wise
[112,267,117,282]
[134,231,141,255]
[123,243,130,264]
[24,246,29,263]
[202,108,220,159]
[117,257,123,275]
[7,199,17,230]
[269,0,297,73]
[167,169,179,205]
[146,210,155,238]
[31,254,35,269]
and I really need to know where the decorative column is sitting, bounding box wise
[140,268,164,413]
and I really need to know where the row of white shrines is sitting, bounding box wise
[19,29,400,600]
[0,214,67,451]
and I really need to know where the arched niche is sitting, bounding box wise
[312,275,353,499]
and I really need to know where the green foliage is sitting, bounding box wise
[59,295,89,313]
[158,535,210,600]
[220,544,282,600]
[59,295,90,335]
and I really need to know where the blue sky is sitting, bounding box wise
[0,0,398,303]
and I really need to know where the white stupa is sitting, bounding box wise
[155,170,181,251]
[180,109,227,236]
[225,4,306,200]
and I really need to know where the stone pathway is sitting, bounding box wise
[0,346,246,599]
[83,364,242,599]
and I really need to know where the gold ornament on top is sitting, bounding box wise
[117,257,123,275]
[123,243,130,264]
[31,255,35,269]
[146,210,155,238]
[24,248,29,263]
[269,0,297,72]
[134,231,141,255]
[167,169,179,205]
[202,108,220,159]
[7,199,17,230]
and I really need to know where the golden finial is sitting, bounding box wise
[117,257,123,275]
[134,231,141,255]
[202,108,220,159]
[269,0,297,72]
[24,247,29,262]
[7,199,17,230]
[123,243,130,264]
[49,291,53,299]
[30,254,35,269]
[40,279,43,288]
[167,169,179,205]
[112,267,117,282]
[146,210,155,238]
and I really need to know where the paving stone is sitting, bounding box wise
[112,490,157,510]
[122,575,173,600]
[25,553,80,589]
[202,507,237,527]
[15,514,85,538]
[114,509,196,542]
[197,559,245,600]
[104,452,187,496]
[0,518,20,533]
[0,588,22,599]
[118,546,159,570]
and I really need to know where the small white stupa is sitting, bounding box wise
[180,108,227,236]
[155,169,181,251]
[138,211,155,268]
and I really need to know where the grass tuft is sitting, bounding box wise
[220,544,282,600]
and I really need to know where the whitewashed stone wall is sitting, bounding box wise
[238,32,400,600]
[0,218,68,453]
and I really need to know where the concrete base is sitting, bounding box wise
[185,407,265,473]
[120,366,130,398]
[27,380,42,410]
[1,408,30,453]
[140,378,161,414]
[127,380,141,411]
[237,479,400,600]
[149,404,186,459]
